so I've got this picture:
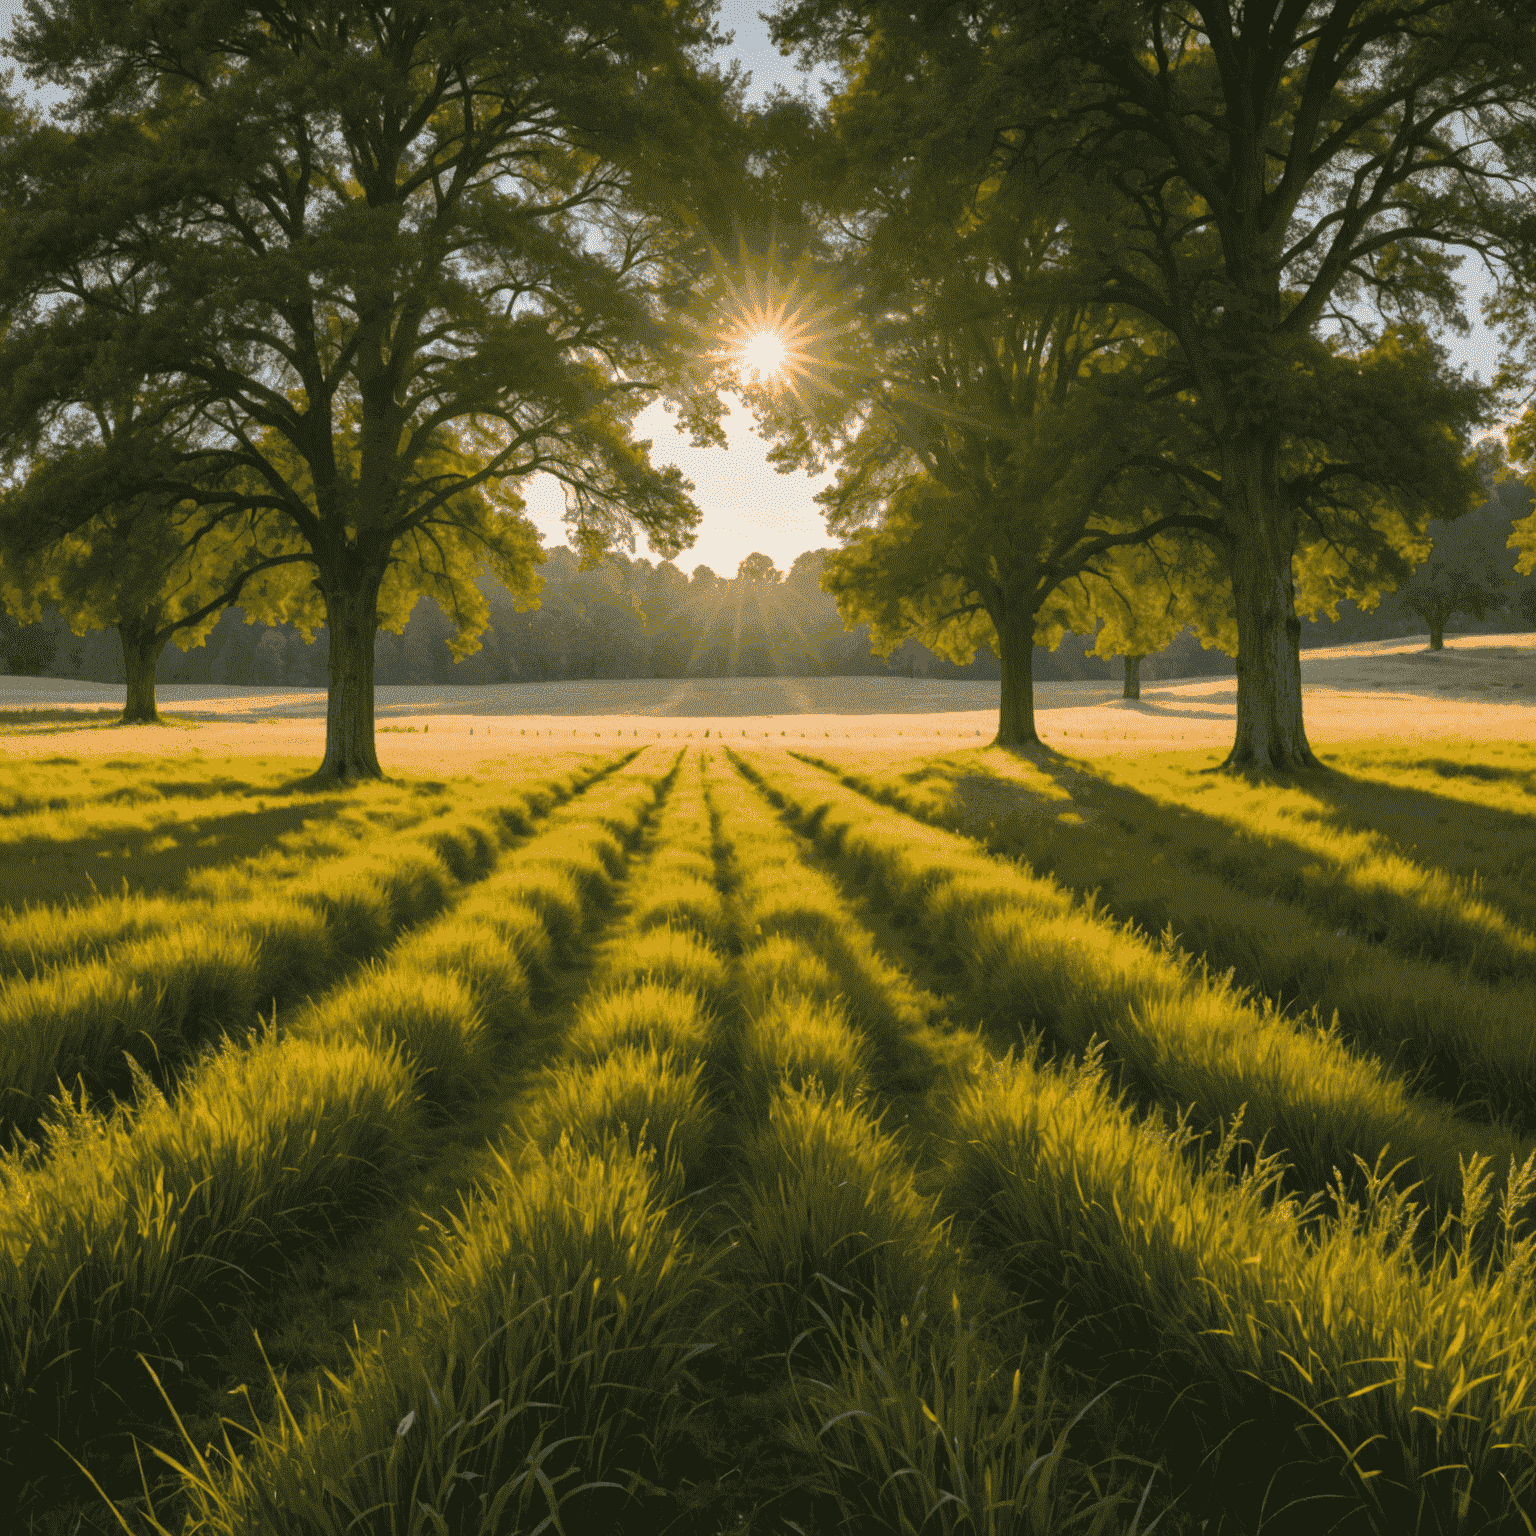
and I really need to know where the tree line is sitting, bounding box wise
[0,3,1534,776]
[10,495,1531,692]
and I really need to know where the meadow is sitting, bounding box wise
[3,728,1536,1534]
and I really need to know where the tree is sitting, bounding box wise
[0,0,741,779]
[1396,552,1505,650]
[1489,413,1536,622]
[1,497,299,723]
[770,0,1520,767]
[736,551,781,583]
[0,374,314,722]
[738,86,1219,746]
[1084,535,1230,698]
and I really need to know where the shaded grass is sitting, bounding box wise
[0,1027,421,1515]
[124,1135,711,1536]
[731,748,1535,1243]
[809,745,1536,1138]
[942,1037,1536,1534]
[0,753,611,917]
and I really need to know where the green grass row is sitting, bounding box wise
[135,749,723,1534]
[0,760,607,977]
[934,1035,1536,1532]
[0,756,637,1145]
[0,766,458,913]
[697,753,1157,1534]
[2,750,672,1519]
[729,749,1532,1241]
[716,747,1536,1530]
[805,749,1536,1136]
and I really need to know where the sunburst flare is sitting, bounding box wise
[701,240,859,408]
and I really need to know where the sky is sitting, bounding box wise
[0,2,1511,582]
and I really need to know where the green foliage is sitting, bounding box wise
[0,0,747,771]
[736,551,782,583]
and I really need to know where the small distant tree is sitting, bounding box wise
[1084,537,1229,698]
[737,551,781,583]
[1397,561,1505,650]
[786,548,830,593]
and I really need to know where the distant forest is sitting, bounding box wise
[6,492,1536,688]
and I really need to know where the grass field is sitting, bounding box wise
[3,726,1536,1534]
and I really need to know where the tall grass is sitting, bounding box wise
[127,1135,711,1536]
[294,968,492,1116]
[0,1026,421,1510]
[787,1292,1155,1536]
[0,753,673,1516]
[942,1038,1536,1533]
[733,749,1534,1232]
[724,1082,945,1368]
[810,748,1536,1131]
[0,753,615,974]
[705,760,946,1097]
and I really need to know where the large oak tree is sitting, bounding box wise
[771,0,1523,767]
[0,0,741,778]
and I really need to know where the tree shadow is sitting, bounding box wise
[966,743,1536,982]
[1091,694,1237,720]
[0,707,212,731]
[5,795,364,909]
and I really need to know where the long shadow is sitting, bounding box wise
[1010,744,1536,975]
[1090,695,1236,720]
[0,707,213,731]
[816,741,1536,1124]
[0,774,427,908]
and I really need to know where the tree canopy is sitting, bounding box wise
[769,0,1524,767]
[0,0,745,777]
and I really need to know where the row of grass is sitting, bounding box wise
[724,747,1536,1530]
[695,752,1157,1534]
[935,1036,1536,1532]
[0,757,637,1145]
[132,749,722,1534]
[3,749,672,1520]
[1081,750,1532,985]
[0,761,605,977]
[806,749,1536,1136]
[0,768,448,913]
[729,749,1534,1239]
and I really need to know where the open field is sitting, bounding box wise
[1,636,1535,1533]
[2,631,1533,764]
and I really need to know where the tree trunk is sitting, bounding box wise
[1123,653,1143,700]
[1428,623,1444,651]
[1222,435,1320,770]
[993,608,1038,747]
[315,567,385,781]
[117,618,171,725]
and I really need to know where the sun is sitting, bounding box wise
[700,239,858,405]
[741,328,788,382]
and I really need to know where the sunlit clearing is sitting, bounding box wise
[742,329,787,381]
